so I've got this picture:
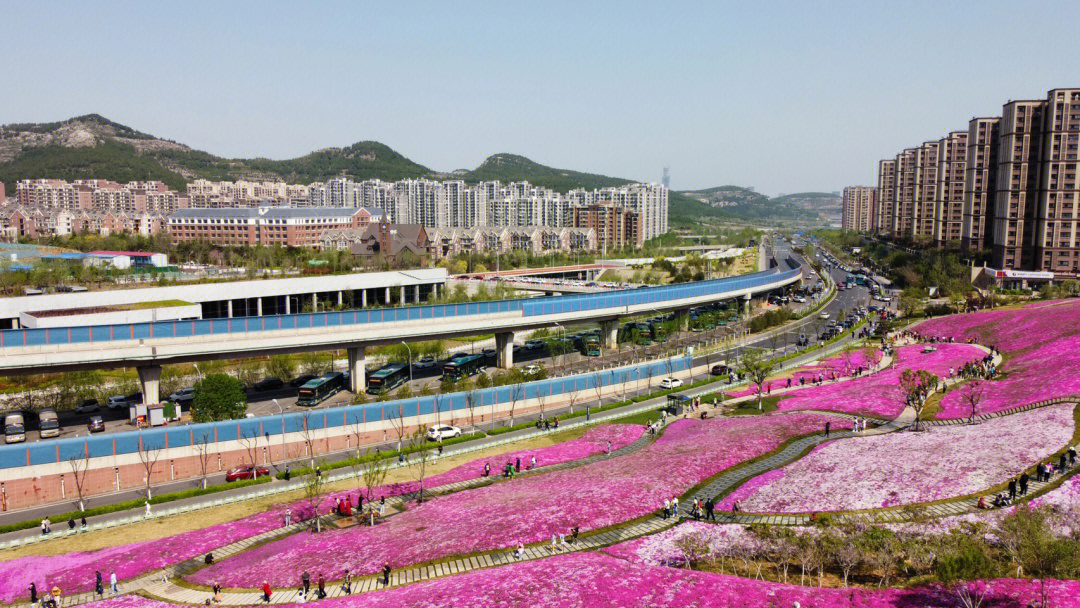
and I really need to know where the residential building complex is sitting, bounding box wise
[841,186,876,232]
[426,226,595,260]
[167,207,381,247]
[862,87,1080,277]
[572,202,643,251]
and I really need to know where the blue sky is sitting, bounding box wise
[2,1,1079,194]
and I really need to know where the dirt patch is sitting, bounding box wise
[0,427,589,560]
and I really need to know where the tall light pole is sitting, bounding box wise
[193,363,203,381]
[401,341,414,384]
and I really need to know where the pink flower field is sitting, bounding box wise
[190,413,847,587]
[0,508,285,603]
[83,553,1080,608]
[916,301,1080,418]
[718,403,1075,513]
[602,521,761,566]
[0,425,641,603]
[722,348,882,400]
[768,343,983,418]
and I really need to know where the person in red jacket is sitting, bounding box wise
[261,581,272,603]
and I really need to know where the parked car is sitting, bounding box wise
[106,393,141,410]
[250,378,284,392]
[480,348,496,358]
[414,356,437,369]
[87,415,105,433]
[426,425,462,441]
[225,465,270,482]
[659,377,683,389]
[290,374,317,388]
[74,398,100,414]
[522,365,542,376]
[524,340,545,351]
[710,364,729,376]
[819,312,830,320]
[168,388,195,403]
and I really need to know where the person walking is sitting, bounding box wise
[672,496,680,517]
[261,581,272,603]
[825,421,831,438]
[515,457,521,473]
[551,534,558,553]
[110,572,118,595]
[317,574,326,599]
[1020,472,1030,496]
[1008,477,1017,501]
[382,562,392,587]
[530,455,537,470]
[41,517,50,536]
[1060,453,1068,475]
[662,498,670,519]
[95,571,104,597]
[605,440,612,455]
[29,582,37,605]
[483,462,490,477]
[343,570,352,595]
[1070,445,1077,465]
[705,498,716,521]
[301,571,311,596]
[285,507,292,527]
[144,501,152,518]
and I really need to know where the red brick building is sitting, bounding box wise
[167,207,381,248]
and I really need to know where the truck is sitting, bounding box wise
[4,413,25,444]
[38,408,60,439]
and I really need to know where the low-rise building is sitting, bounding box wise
[167,207,381,247]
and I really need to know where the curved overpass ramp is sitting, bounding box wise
[0,265,801,375]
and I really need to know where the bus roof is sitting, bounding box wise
[445,353,484,366]
[370,363,408,378]
[301,372,343,389]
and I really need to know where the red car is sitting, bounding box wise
[225,465,270,481]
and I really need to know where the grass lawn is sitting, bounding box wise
[697,392,783,415]
[604,407,664,427]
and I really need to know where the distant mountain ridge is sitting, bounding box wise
[0,114,829,225]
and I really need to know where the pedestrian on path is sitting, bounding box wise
[1020,472,1030,496]
[530,456,537,470]
[662,498,670,519]
[262,581,272,603]
[317,574,326,599]
[29,583,37,605]
[145,501,152,517]
[212,584,222,603]
[285,507,291,527]
[705,498,716,521]
[825,421,831,438]
[41,517,50,535]
[515,457,521,473]
[95,571,104,597]
[605,440,612,455]
[1070,445,1078,465]
[382,563,392,587]
[301,571,311,596]
[110,572,118,595]
[551,534,558,553]
[343,570,352,595]
[1008,478,1017,501]
[672,496,680,517]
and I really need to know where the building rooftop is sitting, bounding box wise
[170,207,372,220]
[89,250,162,258]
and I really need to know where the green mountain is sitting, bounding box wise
[461,153,632,192]
[676,185,828,225]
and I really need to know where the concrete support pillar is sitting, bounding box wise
[601,319,619,350]
[337,291,343,307]
[347,346,367,394]
[414,285,420,304]
[495,331,514,370]
[742,294,752,316]
[256,297,263,317]
[384,287,390,304]
[431,284,438,300]
[361,289,367,308]
[137,365,161,406]
[400,285,405,305]
[311,293,317,312]
[285,296,291,315]
[226,300,234,318]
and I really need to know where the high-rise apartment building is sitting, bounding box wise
[865,86,1080,277]
[841,186,876,232]
[934,131,968,246]
[875,160,895,233]
[572,202,642,252]
[962,117,1000,251]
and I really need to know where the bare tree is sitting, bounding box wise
[564,378,580,414]
[536,384,548,421]
[136,438,163,500]
[192,431,214,489]
[358,449,389,526]
[407,429,435,503]
[304,459,327,532]
[643,365,656,392]
[387,403,407,458]
[508,383,524,427]
[593,374,605,409]
[237,429,261,479]
[962,378,985,424]
[66,448,91,511]
[465,389,479,430]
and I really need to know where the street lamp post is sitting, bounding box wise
[401,341,414,384]
[273,399,285,472]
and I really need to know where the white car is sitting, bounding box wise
[659,377,683,389]
[819,312,830,319]
[427,425,462,441]
[414,356,436,369]
[168,388,195,402]
[522,365,542,376]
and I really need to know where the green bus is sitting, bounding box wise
[443,353,485,381]
[297,372,345,406]
[583,334,602,357]
[366,363,409,395]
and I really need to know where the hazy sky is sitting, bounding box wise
[3,1,1080,194]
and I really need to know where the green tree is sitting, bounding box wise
[266,355,297,383]
[738,349,777,411]
[191,373,247,422]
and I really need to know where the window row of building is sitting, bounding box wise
[850,87,1080,276]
